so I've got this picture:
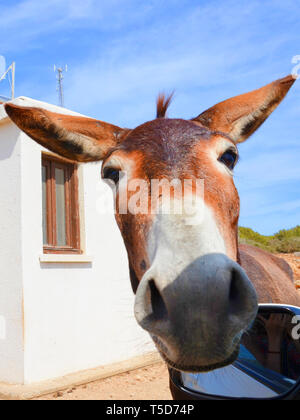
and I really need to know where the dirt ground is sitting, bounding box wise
[35,362,172,400]
[36,253,300,401]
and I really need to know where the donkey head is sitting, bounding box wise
[5,75,295,372]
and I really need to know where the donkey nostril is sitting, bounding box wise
[229,269,240,304]
[149,279,168,321]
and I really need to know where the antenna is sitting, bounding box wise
[54,65,68,107]
[0,62,16,100]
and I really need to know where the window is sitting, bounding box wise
[42,154,81,254]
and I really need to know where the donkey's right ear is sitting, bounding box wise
[4,104,129,162]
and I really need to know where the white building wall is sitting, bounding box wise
[0,100,154,385]
[20,134,153,385]
[0,122,24,384]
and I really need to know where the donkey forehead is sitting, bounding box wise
[122,119,212,153]
[113,119,234,176]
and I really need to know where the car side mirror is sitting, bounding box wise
[170,305,300,400]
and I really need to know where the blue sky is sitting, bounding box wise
[0,0,299,235]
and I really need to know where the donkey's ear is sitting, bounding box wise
[4,104,129,162]
[192,75,296,144]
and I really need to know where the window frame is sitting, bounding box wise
[42,154,81,255]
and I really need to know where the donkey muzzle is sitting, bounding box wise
[134,253,258,372]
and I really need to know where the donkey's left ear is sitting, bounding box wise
[4,103,129,162]
[192,75,296,144]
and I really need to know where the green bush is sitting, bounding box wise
[238,225,300,254]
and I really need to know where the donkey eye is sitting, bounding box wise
[103,167,120,184]
[219,150,238,170]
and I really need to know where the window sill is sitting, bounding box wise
[39,254,93,263]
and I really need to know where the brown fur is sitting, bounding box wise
[239,244,300,306]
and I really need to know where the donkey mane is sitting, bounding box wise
[156,92,174,118]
